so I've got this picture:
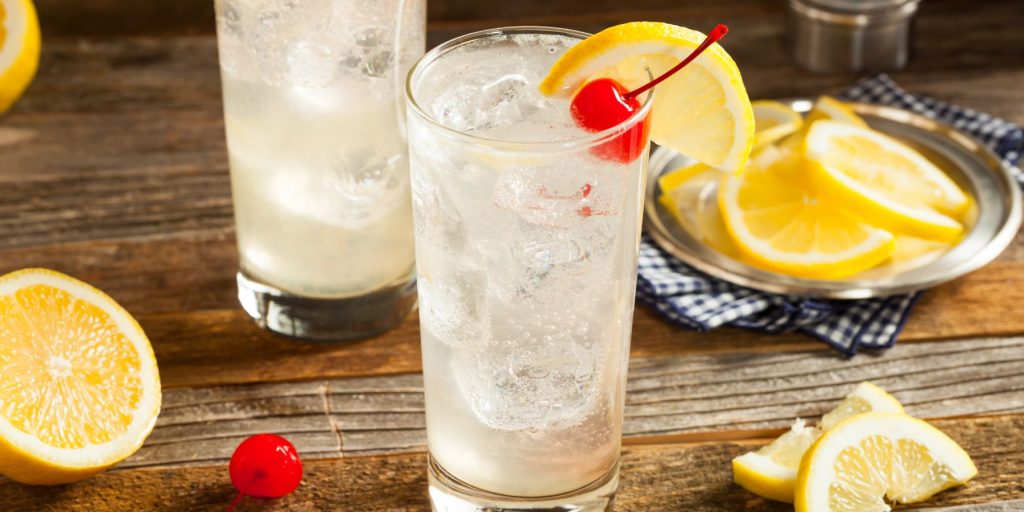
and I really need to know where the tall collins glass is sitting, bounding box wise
[214,0,425,340]
[406,27,651,511]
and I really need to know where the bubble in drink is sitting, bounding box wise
[409,31,647,498]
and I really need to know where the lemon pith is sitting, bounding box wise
[0,0,41,114]
[0,268,161,485]
[539,22,754,173]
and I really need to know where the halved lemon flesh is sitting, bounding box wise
[539,22,755,173]
[805,120,967,242]
[0,268,161,484]
[733,382,905,503]
[719,146,895,279]
[0,0,40,113]
[795,413,977,512]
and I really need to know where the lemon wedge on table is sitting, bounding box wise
[0,0,40,114]
[718,145,896,279]
[0,269,161,485]
[805,120,968,242]
[732,382,905,503]
[539,22,755,174]
[795,413,977,512]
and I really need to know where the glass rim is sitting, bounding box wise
[404,26,654,152]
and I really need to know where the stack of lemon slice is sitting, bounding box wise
[661,96,972,279]
[733,382,977,510]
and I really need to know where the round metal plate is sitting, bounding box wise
[644,100,1022,299]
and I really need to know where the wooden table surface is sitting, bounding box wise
[2,0,1024,510]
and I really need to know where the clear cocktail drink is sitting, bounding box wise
[214,0,424,339]
[406,27,651,510]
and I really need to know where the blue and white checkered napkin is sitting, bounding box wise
[636,74,1024,355]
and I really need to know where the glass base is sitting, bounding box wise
[236,271,417,341]
[427,454,619,512]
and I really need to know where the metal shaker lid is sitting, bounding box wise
[801,0,917,12]
[791,0,920,25]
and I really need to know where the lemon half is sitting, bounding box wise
[0,0,40,113]
[0,269,161,485]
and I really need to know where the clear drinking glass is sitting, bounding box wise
[406,27,652,511]
[214,0,425,340]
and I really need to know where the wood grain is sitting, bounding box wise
[0,233,1023,389]
[105,336,1024,468]
[2,415,1021,511]
[2,0,1024,509]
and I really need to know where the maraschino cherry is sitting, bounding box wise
[570,24,730,162]
[227,434,304,511]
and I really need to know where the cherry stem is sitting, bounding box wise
[227,491,245,512]
[622,24,729,101]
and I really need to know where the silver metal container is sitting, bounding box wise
[789,0,921,73]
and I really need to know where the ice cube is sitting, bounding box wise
[418,266,490,350]
[453,333,603,431]
[287,40,336,87]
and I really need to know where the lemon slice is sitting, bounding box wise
[0,0,40,114]
[782,96,867,151]
[819,382,905,431]
[733,419,820,503]
[805,120,967,242]
[753,100,803,149]
[719,146,895,279]
[805,95,868,127]
[796,413,977,512]
[0,269,161,484]
[539,22,754,173]
[658,162,741,257]
[733,382,905,502]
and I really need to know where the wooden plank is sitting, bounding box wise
[1,415,1020,511]
[0,232,1021,388]
[110,336,1024,468]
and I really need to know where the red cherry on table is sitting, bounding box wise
[229,434,303,500]
[570,77,650,163]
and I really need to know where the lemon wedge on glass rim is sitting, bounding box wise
[0,268,161,485]
[0,0,41,114]
[539,22,755,174]
[732,382,905,503]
